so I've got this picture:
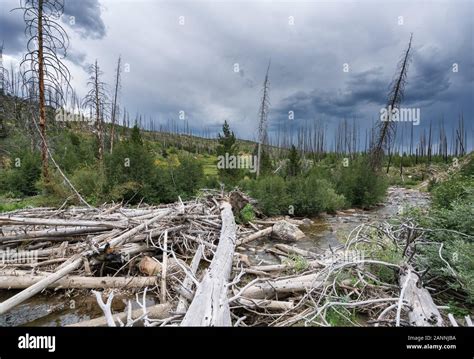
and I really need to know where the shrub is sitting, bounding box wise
[248,176,290,216]
[335,157,387,208]
[239,203,255,224]
[0,151,41,196]
[415,170,474,304]
[431,176,473,209]
[147,155,205,204]
[287,175,345,216]
[104,127,154,203]
[70,165,105,205]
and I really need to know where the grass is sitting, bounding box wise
[0,195,46,213]
[200,155,218,176]
[285,254,309,273]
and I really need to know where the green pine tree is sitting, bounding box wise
[287,145,301,177]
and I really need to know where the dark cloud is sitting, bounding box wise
[0,0,472,148]
[404,46,452,106]
[63,0,106,40]
[275,67,388,124]
[0,1,26,55]
[0,0,105,58]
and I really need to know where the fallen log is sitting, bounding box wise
[68,303,171,327]
[237,298,294,311]
[274,243,319,258]
[242,273,325,299]
[398,265,444,326]
[176,244,203,313]
[0,275,157,289]
[237,227,272,246]
[0,216,128,229]
[249,259,325,273]
[0,226,107,242]
[181,202,236,326]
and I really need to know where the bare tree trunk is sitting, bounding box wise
[37,0,48,181]
[257,60,271,177]
[94,60,104,163]
[181,202,236,326]
[110,56,121,153]
[398,265,444,326]
[0,275,157,289]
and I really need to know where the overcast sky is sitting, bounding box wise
[1,0,473,146]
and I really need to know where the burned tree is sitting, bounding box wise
[370,34,413,170]
[110,56,122,153]
[0,42,8,96]
[83,60,109,164]
[17,0,71,181]
[0,42,8,138]
[256,60,271,177]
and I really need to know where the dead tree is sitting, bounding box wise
[370,34,413,170]
[0,42,8,138]
[181,202,237,326]
[256,60,271,177]
[83,60,108,164]
[110,56,122,153]
[0,42,8,96]
[17,0,71,181]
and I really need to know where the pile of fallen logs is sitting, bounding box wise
[0,190,471,327]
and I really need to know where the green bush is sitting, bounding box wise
[0,151,41,196]
[415,171,474,304]
[70,165,105,205]
[335,157,387,208]
[104,126,154,203]
[239,203,256,224]
[52,131,96,174]
[287,175,345,215]
[248,176,290,216]
[431,176,473,209]
[147,155,205,204]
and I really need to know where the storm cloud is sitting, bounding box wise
[0,0,472,146]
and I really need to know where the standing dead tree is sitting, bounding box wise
[370,34,413,170]
[0,42,9,95]
[256,60,271,177]
[17,0,71,181]
[0,42,8,138]
[110,55,122,153]
[83,60,109,164]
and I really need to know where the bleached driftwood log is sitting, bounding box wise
[249,259,325,273]
[237,298,294,311]
[398,265,444,326]
[237,227,272,246]
[0,216,127,229]
[181,202,236,326]
[0,226,107,242]
[274,243,319,258]
[0,275,157,289]
[242,273,325,299]
[176,244,203,313]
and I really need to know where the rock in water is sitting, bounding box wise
[272,220,306,241]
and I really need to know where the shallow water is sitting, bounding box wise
[0,289,158,327]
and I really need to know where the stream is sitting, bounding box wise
[0,186,430,326]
